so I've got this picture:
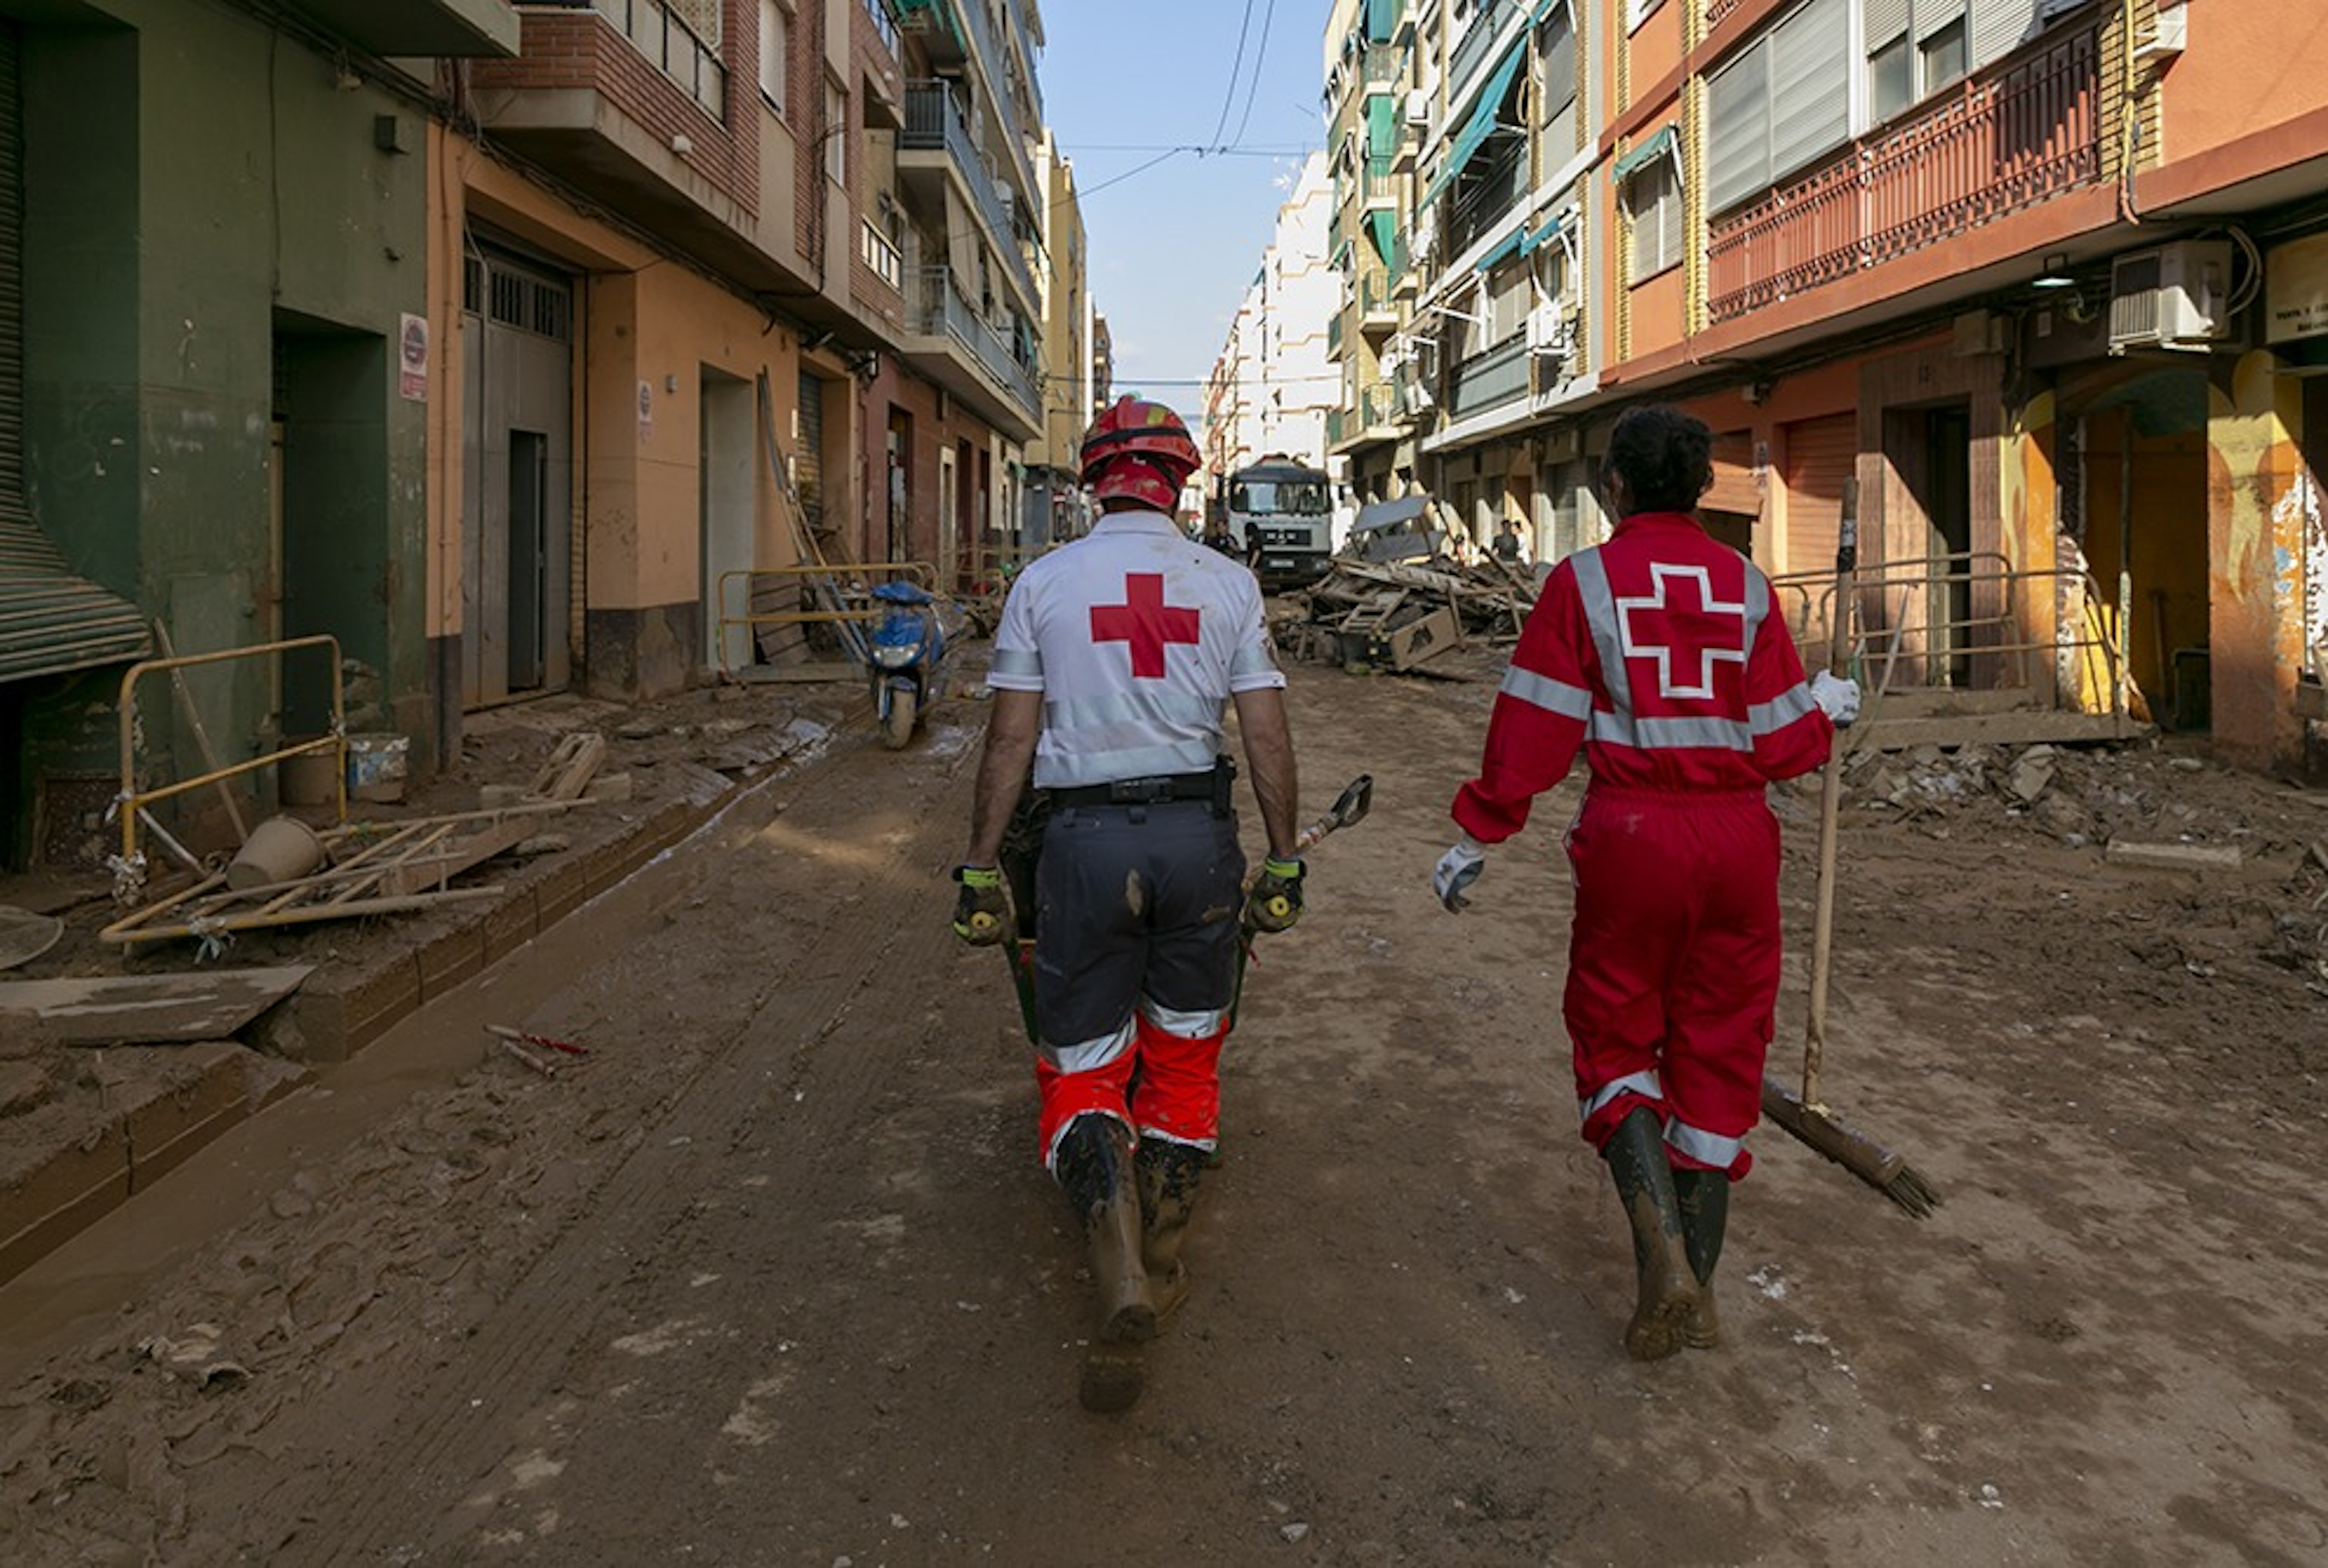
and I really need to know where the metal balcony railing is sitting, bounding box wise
[1327,408,1347,446]
[863,0,900,56]
[1707,14,2103,323]
[904,82,1038,305]
[1450,337,1528,417]
[1330,314,1346,354]
[1362,162,1398,206]
[1359,268,1396,323]
[860,220,902,290]
[1448,0,1514,105]
[911,265,1038,416]
[1361,381,1399,431]
[590,0,724,119]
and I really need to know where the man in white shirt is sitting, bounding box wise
[953,397,1302,1413]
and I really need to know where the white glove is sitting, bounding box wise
[1809,671,1861,727]
[1433,835,1487,912]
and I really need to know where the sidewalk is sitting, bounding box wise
[0,677,866,1283]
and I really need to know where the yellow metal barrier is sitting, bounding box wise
[715,561,938,678]
[1769,551,2130,727]
[114,634,346,895]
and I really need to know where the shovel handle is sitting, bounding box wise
[1802,493,1858,1108]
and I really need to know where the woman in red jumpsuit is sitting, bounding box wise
[1434,405,1859,1360]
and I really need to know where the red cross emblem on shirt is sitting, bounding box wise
[1613,563,1748,700]
[1090,572,1201,678]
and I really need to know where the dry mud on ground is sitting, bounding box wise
[1,661,2325,1566]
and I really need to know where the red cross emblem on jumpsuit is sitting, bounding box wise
[1090,573,1202,677]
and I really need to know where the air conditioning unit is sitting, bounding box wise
[2108,240,2233,353]
[1405,88,1430,127]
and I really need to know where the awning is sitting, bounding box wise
[1366,210,1397,264]
[1475,226,1526,272]
[1611,125,1678,185]
[1518,211,1572,254]
[0,512,151,685]
[1421,38,1529,210]
[1366,93,1396,164]
[1365,0,1398,44]
[1353,495,1430,533]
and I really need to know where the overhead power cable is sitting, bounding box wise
[1206,0,1262,153]
[1229,0,1282,148]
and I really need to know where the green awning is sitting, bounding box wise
[1420,40,1528,210]
[1612,125,1678,184]
[1475,226,1526,272]
[1365,0,1397,43]
[0,512,150,685]
[1366,210,1397,264]
[1519,212,1571,254]
[1366,93,1396,163]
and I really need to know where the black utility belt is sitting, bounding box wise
[1048,759,1233,810]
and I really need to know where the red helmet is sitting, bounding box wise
[1080,396,1200,511]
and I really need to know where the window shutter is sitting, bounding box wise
[1972,0,2039,64]
[1705,45,1770,215]
[1915,0,1968,40]
[1539,10,1577,118]
[1767,0,1848,183]
[1866,0,1910,46]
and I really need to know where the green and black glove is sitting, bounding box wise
[951,865,1010,946]
[1243,856,1305,934]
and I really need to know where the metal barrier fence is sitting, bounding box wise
[1768,551,2129,723]
[715,561,937,677]
[114,634,346,892]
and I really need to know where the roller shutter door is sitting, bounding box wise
[0,22,150,684]
[1781,412,1857,581]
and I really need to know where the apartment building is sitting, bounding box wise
[1329,0,2328,774]
[0,0,1082,871]
[1020,128,1097,549]
[1199,150,1339,493]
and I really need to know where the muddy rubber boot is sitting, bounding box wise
[1136,1137,1207,1321]
[1672,1166,1730,1350]
[1054,1115,1155,1413]
[1602,1107,1700,1363]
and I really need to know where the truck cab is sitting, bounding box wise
[1223,458,1334,592]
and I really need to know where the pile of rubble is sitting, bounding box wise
[1272,499,1541,676]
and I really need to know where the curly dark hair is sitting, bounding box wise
[1603,405,1713,514]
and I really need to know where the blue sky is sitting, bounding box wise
[1036,1,1333,402]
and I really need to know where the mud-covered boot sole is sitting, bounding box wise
[1080,1335,1148,1413]
[1623,1254,1700,1362]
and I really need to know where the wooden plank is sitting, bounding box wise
[0,966,313,1046]
[2105,840,2242,872]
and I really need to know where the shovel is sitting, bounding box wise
[1758,495,1941,1218]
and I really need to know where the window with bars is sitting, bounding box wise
[1705,0,1849,216]
[1624,154,1683,283]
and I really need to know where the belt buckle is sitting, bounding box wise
[1108,776,1171,805]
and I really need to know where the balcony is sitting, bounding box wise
[1449,337,1528,418]
[1707,15,2103,324]
[1448,0,1515,106]
[864,0,900,56]
[1362,41,1402,87]
[905,266,1041,441]
[290,0,517,56]
[895,0,966,66]
[1362,161,1398,210]
[1359,267,1398,334]
[900,82,1040,309]
[1360,381,1400,436]
[474,2,793,290]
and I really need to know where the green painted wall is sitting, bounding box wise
[11,0,430,860]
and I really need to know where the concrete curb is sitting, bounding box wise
[0,777,738,1283]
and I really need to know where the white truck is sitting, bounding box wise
[1221,457,1335,592]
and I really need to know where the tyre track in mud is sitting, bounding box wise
[267,723,979,1564]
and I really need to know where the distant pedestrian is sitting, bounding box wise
[1430,405,1859,1362]
[1492,518,1528,565]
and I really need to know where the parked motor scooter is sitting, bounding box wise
[866,580,949,750]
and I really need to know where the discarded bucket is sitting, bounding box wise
[280,743,340,807]
[347,732,409,804]
[226,814,325,890]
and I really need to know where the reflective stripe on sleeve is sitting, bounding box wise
[991,647,1042,679]
[1579,1068,1664,1123]
[1568,548,1633,726]
[1665,1119,1745,1171]
[1750,683,1816,734]
[1499,663,1594,721]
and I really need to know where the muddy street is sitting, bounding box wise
[2,665,2326,1566]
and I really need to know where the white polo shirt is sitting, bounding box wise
[988,510,1286,788]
